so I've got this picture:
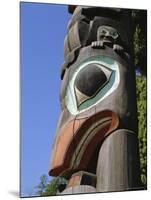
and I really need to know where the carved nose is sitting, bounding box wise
[105,31,110,37]
[74,63,111,107]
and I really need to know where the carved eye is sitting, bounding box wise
[100,29,107,35]
[110,31,118,39]
[74,63,112,107]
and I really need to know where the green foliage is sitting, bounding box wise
[36,175,67,196]
[42,177,59,196]
[132,9,147,188]
[132,10,147,75]
[136,75,147,187]
[36,175,48,196]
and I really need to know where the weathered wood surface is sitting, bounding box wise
[96,129,141,192]
[60,185,97,194]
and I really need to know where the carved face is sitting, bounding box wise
[49,7,137,178]
[97,26,119,42]
[49,46,137,177]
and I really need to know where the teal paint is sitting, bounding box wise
[65,56,120,115]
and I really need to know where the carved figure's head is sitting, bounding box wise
[97,25,119,43]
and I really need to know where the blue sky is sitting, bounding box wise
[20,2,71,197]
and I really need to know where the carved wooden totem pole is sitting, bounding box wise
[49,6,141,194]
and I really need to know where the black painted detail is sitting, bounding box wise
[75,64,107,97]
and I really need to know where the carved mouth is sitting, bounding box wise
[70,117,112,169]
[101,36,114,43]
[49,110,119,177]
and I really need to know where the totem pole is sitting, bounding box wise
[49,6,141,194]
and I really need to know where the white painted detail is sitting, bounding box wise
[65,56,120,115]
